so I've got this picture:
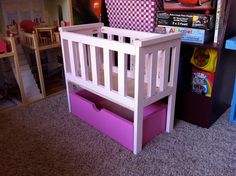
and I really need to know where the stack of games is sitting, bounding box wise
[155,0,216,44]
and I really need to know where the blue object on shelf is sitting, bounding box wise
[230,77,236,124]
[225,36,236,51]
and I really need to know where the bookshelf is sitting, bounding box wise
[101,0,233,128]
[176,0,233,128]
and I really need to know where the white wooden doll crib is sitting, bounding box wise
[59,23,182,154]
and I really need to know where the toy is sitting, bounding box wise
[179,0,210,6]
[164,0,213,10]
[60,23,182,154]
[0,35,26,104]
[191,47,217,72]
[0,33,7,53]
[192,68,214,97]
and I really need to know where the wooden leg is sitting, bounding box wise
[35,50,46,98]
[66,81,72,112]
[11,38,26,104]
[166,93,176,132]
[133,104,143,155]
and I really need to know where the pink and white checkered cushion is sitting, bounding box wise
[105,0,163,32]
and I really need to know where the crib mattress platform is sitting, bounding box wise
[70,90,167,151]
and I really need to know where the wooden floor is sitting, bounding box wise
[45,74,65,96]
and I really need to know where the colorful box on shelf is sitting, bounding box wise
[163,0,214,11]
[70,90,167,151]
[192,68,214,97]
[156,25,213,44]
[225,36,236,51]
[157,11,215,30]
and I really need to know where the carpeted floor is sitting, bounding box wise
[0,93,236,176]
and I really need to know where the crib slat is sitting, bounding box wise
[169,46,179,87]
[108,34,113,40]
[108,34,115,61]
[119,36,124,42]
[147,52,157,97]
[118,52,127,96]
[160,48,170,91]
[130,38,135,77]
[73,42,81,76]
[68,41,76,76]
[79,43,89,80]
[104,48,113,90]
[90,45,100,85]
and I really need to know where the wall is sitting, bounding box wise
[44,0,70,25]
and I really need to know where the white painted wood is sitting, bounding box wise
[144,86,173,107]
[73,42,81,77]
[118,52,127,96]
[32,33,46,98]
[86,45,91,69]
[66,74,135,110]
[101,26,157,39]
[130,38,135,78]
[61,39,71,73]
[119,35,124,42]
[60,23,104,32]
[104,48,113,90]
[160,48,170,91]
[90,45,100,85]
[166,43,181,133]
[133,48,145,155]
[79,43,89,80]
[59,24,183,154]
[61,32,136,55]
[147,52,157,97]
[60,37,72,112]
[133,32,183,47]
[68,41,76,76]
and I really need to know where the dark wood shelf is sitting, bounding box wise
[181,41,220,50]
[176,90,229,128]
[176,0,233,128]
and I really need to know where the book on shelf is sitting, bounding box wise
[213,0,226,44]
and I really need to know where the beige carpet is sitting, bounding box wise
[0,92,236,176]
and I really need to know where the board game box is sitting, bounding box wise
[157,11,215,30]
[192,68,214,97]
[155,25,213,44]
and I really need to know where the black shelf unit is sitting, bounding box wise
[176,0,233,128]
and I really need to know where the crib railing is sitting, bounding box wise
[60,23,182,110]
[19,30,36,49]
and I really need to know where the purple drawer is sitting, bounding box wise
[70,90,166,151]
